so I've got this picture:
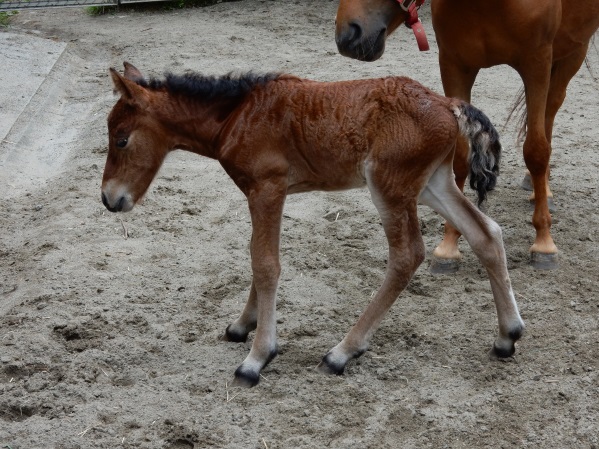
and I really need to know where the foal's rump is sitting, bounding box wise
[258,76,501,200]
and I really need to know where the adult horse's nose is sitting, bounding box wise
[101,191,124,213]
[101,192,110,209]
[335,22,363,55]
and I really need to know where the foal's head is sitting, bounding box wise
[335,0,407,61]
[102,63,171,213]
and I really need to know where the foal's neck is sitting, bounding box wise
[160,94,241,160]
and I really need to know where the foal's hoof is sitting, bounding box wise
[491,325,524,359]
[317,353,345,376]
[521,173,533,191]
[232,368,260,388]
[222,325,249,343]
[490,342,516,359]
[429,257,459,275]
[530,251,558,270]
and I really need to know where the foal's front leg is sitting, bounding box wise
[231,180,286,387]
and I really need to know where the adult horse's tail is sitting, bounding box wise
[452,102,502,206]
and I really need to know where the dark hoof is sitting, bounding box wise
[231,348,278,388]
[232,367,260,388]
[317,353,345,376]
[222,325,249,343]
[530,252,558,270]
[521,173,533,191]
[528,197,556,212]
[263,348,278,369]
[429,257,459,275]
[491,343,516,358]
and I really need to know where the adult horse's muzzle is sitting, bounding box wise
[101,183,135,213]
[335,22,387,62]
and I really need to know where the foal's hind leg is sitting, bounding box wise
[420,164,525,356]
[318,192,424,375]
[430,134,468,275]
[430,61,479,274]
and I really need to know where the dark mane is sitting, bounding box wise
[140,71,283,100]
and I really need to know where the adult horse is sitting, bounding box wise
[335,0,599,271]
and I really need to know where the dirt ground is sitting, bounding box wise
[1,1,598,448]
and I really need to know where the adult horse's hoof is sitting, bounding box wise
[530,252,558,270]
[521,173,533,191]
[429,256,459,275]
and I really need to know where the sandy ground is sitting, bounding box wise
[1,1,598,448]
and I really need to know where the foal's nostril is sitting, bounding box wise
[101,192,109,209]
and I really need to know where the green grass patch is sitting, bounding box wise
[0,11,19,26]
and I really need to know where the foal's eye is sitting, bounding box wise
[116,138,128,148]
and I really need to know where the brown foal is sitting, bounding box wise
[335,0,599,271]
[102,62,524,387]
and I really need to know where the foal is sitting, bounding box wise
[102,63,524,387]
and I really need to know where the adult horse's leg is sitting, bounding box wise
[544,45,590,156]
[420,163,525,356]
[232,178,287,387]
[517,48,559,269]
[525,45,590,212]
[430,59,479,274]
[319,183,424,374]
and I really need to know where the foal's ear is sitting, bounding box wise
[109,67,149,106]
[123,61,146,83]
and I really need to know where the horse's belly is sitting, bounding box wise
[287,165,367,194]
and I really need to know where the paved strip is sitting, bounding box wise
[0,32,67,142]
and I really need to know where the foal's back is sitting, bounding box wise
[222,76,459,195]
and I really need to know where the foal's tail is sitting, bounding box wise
[451,102,502,206]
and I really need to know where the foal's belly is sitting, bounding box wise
[286,166,367,194]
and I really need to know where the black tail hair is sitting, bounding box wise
[452,102,502,206]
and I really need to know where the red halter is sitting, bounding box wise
[397,0,429,51]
